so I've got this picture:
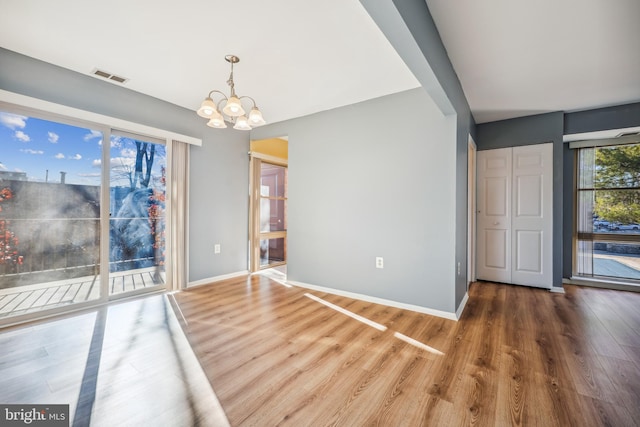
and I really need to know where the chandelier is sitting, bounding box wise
[196,55,266,130]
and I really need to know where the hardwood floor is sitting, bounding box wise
[172,276,640,426]
[1,276,638,426]
[0,294,229,427]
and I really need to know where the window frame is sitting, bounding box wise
[573,138,640,283]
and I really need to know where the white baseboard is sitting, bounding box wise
[187,270,249,288]
[455,292,469,320]
[549,286,566,294]
[287,280,458,321]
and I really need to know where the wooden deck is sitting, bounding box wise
[0,268,165,319]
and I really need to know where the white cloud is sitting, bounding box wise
[110,136,122,148]
[111,157,136,168]
[15,130,31,142]
[120,148,137,158]
[84,130,102,141]
[0,163,7,171]
[70,154,82,160]
[20,148,44,155]
[93,157,136,169]
[48,132,59,143]
[0,112,27,129]
[54,153,65,159]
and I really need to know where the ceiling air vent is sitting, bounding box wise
[91,68,129,84]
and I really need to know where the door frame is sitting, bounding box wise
[468,136,477,288]
[248,152,288,272]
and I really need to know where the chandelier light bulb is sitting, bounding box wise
[197,97,216,118]
[248,107,266,126]
[233,115,252,131]
[207,110,227,128]
[223,96,245,117]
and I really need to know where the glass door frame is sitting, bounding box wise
[107,130,168,300]
[249,153,287,272]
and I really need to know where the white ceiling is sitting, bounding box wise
[426,0,640,123]
[1,0,639,126]
[0,0,420,125]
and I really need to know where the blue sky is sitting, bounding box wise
[0,110,165,187]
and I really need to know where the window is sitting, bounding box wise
[575,142,640,282]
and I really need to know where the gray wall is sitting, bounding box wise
[253,88,458,313]
[476,112,564,289]
[188,129,249,282]
[564,102,640,135]
[361,0,476,311]
[0,47,250,284]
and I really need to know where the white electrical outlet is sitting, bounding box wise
[214,244,221,254]
[376,257,384,269]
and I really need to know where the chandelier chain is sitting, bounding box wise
[227,60,236,97]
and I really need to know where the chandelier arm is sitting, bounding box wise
[208,89,228,101]
[239,95,258,108]
[215,98,227,113]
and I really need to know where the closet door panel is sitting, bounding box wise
[477,148,512,283]
[511,143,553,288]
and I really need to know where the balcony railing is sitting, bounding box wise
[1,217,164,289]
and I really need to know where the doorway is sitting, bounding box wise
[249,138,288,272]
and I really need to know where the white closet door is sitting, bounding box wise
[511,143,553,288]
[477,147,512,283]
[476,143,553,289]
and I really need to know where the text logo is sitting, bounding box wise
[1,405,69,426]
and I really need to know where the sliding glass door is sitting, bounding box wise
[0,105,170,322]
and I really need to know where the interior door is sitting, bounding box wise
[477,147,512,283]
[511,143,553,288]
